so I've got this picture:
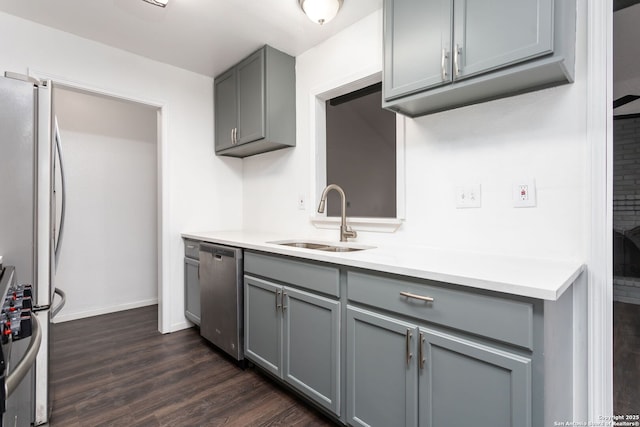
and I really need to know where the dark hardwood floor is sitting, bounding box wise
[50,305,337,427]
[50,301,640,424]
[614,301,640,415]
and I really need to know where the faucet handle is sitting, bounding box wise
[344,227,357,240]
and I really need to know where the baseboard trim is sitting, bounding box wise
[53,298,158,323]
[169,320,195,333]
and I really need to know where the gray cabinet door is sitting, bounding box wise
[244,276,282,377]
[214,68,237,152]
[283,287,340,415]
[383,0,452,101]
[347,306,418,427]
[184,257,200,325]
[237,48,265,145]
[452,0,554,81]
[419,327,532,427]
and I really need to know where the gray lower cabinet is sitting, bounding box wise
[383,0,576,117]
[244,275,341,415]
[347,306,418,427]
[184,239,200,325]
[347,306,532,427]
[244,276,282,376]
[419,328,532,427]
[214,45,296,158]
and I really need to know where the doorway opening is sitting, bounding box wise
[50,85,162,327]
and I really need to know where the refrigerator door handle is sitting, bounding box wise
[54,116,66,266]
[51,288,66,319]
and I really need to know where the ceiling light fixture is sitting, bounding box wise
[142,0,168,8]
[299,0,343,25]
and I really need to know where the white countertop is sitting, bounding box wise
[181,230,585,301]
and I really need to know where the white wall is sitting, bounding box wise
[243,8,589,262]
[0,11,243,332]
[53,89,158,322]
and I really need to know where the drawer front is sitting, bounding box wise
[184,239,200,260]
[347,271,534,350]
[245,252,339,298]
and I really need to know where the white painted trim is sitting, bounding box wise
[26,68,170,333]
[52,298,158,323]
[586,0,613,421]
[308,68,406,229]
[310,216,403,233]
[27,69,164,108]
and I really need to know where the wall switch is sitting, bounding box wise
[513,180,536,207]
[297,194,306,210]
[455,184,481,208]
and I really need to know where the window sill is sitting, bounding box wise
[310,216,403,233]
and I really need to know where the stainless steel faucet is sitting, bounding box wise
[317,184,357,242]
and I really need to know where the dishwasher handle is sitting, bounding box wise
[199,243,239,259]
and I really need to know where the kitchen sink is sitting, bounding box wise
[268,240,375,252]
[277,242,332,250]
[315,246,363,252]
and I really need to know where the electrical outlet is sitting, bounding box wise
[513,180,536,207]
[455,184,481,208]
[297,194,306,210]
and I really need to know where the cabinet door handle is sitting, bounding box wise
[400,291,434,302]
[186,245,195,249]
[419,332,425,370]
[282,291,287,311]
[454,44,462,78]
[231,128,235,145]
[441,48,449,81]
[275,289,281,311]
[405,329,413,367]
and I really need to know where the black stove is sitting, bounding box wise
[0,266,35,427]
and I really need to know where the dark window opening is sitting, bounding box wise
[325,83,397,218]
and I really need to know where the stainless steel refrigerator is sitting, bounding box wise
[0,73,66,426]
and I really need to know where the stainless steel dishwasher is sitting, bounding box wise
[199,243,244,361]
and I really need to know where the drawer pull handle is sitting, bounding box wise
[441,48,449,81]
[400,291,434,302]
[419,332,425,370]
[276,290,281,311]
[282,292,287,311]
[454,44,462,77]
[186,245,196,249]
[405,329,413,366]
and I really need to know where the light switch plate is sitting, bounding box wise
[456,184,481,208]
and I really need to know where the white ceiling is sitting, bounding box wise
[0,0,382,77]
[4,0,637,115]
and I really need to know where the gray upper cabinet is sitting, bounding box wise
[237,50,265,145]
[453,0,554,81]
[213,69,237,152]
[383,0,452,99]
[214,45,296,158]
[383,0,575,117]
